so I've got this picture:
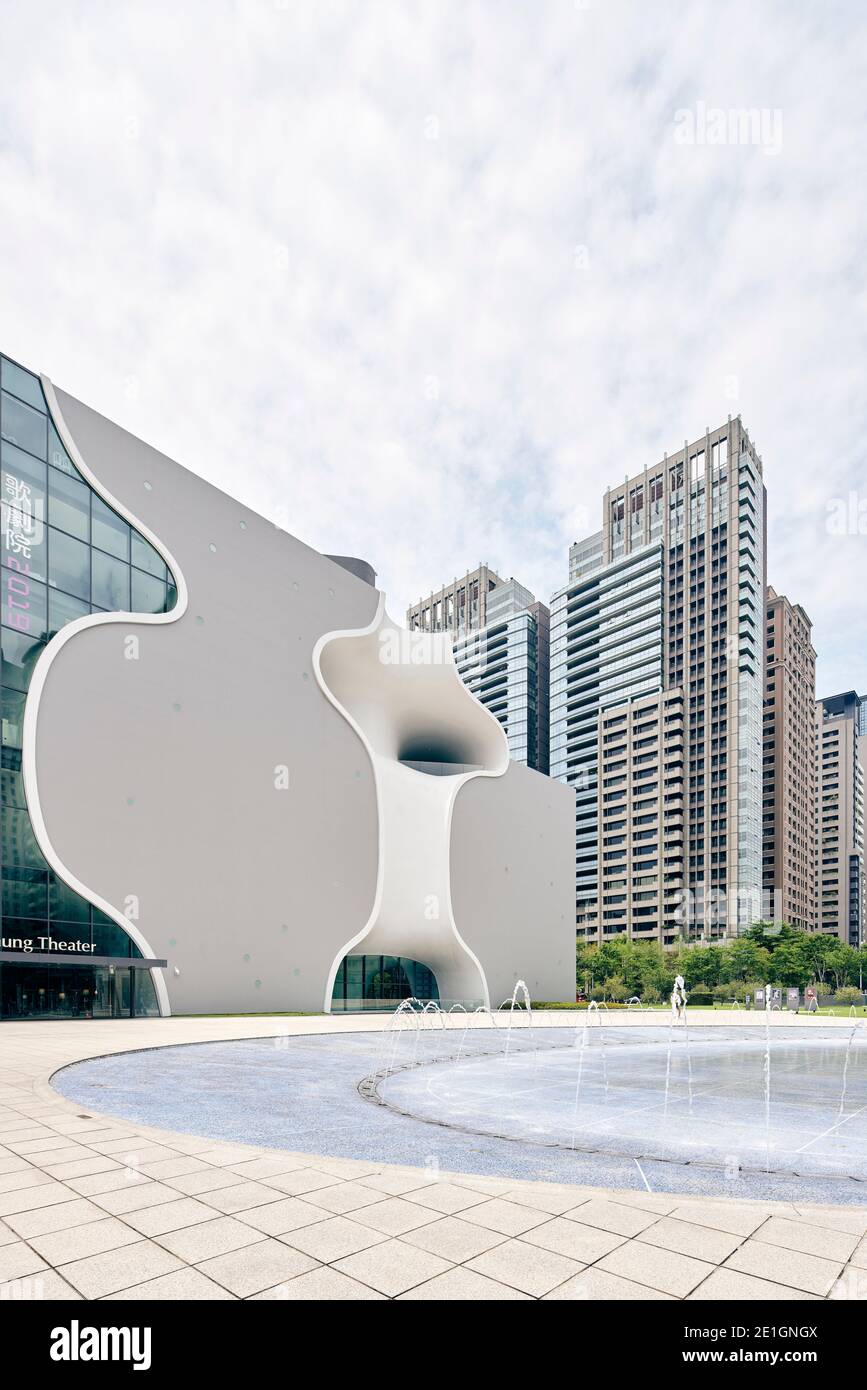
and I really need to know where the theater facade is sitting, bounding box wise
[0,352,575,1020]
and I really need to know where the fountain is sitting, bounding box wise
[502,980,533,1061]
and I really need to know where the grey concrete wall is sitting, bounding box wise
[32,388,576,1014]
[451,763,576,1004]
[35,389,380,1014]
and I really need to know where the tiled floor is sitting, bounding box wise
[0,1013,865,1301]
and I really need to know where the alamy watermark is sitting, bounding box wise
[674,102,783,156]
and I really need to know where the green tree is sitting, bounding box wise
[720,937,771,983]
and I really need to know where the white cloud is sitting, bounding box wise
[0,0,865,695]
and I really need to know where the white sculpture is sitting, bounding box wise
[671,974,688,1022]
[314,596,509,1011]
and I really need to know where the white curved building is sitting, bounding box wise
[0,351,576,1019]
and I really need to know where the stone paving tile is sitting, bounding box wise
[4,1198,113,1239]
[226,1156,309,1180]
[160,1168,246,1197]
[724,1239,844,1297]
[0,1183,81,1217]
[359,1170,438,1197]
[689,1268,821,1300]
[467,1239,583,1297]
[456,1198,551,1238]
[668,1201,772,1238]
[753,1215,859,1263]
[519,1217,626,1265]
[348,1197,445,1238]
[279,1215,389,1262]
[137,1157,213,1180]
[636,1215,744,1264]
[155,1216,265,1263]
[196,1240,319,1297]
[310,1157,383,1181]
[192,1146,272,1167]
[197,1181,289,1215]
[0,1157,30,1176]
[0,1269,82,1299]
[15,1143,95,1164]
[333,1239,452,1297]
[499,1185,595,1216]
[302,1181,388,1216]
[610,1191,681,1215]
[562,1196,658,1238]
[4,1014,865,1303]
[235,1196,330,1237]
[251,1266,386,1300]
[57,1242,185,1299]
[597,1241,715,1297]
[0,1169,55,1195]
[27,1217,143,1266]
[103,1268,237,1300]
[42,1157,122,1181]
[398,1182,490,1216]
[830,1267,867,1301]
[447,1175,517,1198]
[262,1168,344,1197]
[544,1267,675,1300]
[399,1215,507,1263]
[92,1182,184,1216]
[123,1198,223,1237]
[792,1206,867,1237]
[398,1266,532,1300]
[0,1239,48,1281]
[65,1169,152,1197]
[849,1237,867,1271]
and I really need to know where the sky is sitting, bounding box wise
[0,0,865,698]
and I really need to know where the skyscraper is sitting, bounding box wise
[551,416,767,941]
[406,564,503,637]
[816,691,865,945]
[407,569,550,772]
[762,588,817,930]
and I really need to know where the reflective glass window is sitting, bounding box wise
[48,422,83,479]
[1,688,25,748]
[1,444,47,582]
[1,392,47,459]
[48,527,90,601]
[48,588,89,636]
[131,567,165,614]
[1,804,44,868]
[131,532,166,580]
[92,550,129,610]
[49,875,91,925]
[48,468,90,541]
[2,571,47,642]
[1,360,45,412]
[92,494,129,560]
[0,629,44,692]
[3,866,48,919]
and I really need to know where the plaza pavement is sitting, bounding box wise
[0,1011,866,1302]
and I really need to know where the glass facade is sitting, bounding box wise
[331,955,439,1011]
[0,353,176,1019]
[550,544,664,934]
[452,579,549,772]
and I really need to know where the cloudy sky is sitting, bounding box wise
[1,0,865,697]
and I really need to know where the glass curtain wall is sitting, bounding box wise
[0,353,176,1018]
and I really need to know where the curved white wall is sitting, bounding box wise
[314,598,510,1008]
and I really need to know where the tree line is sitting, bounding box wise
[576,924,866,1005]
